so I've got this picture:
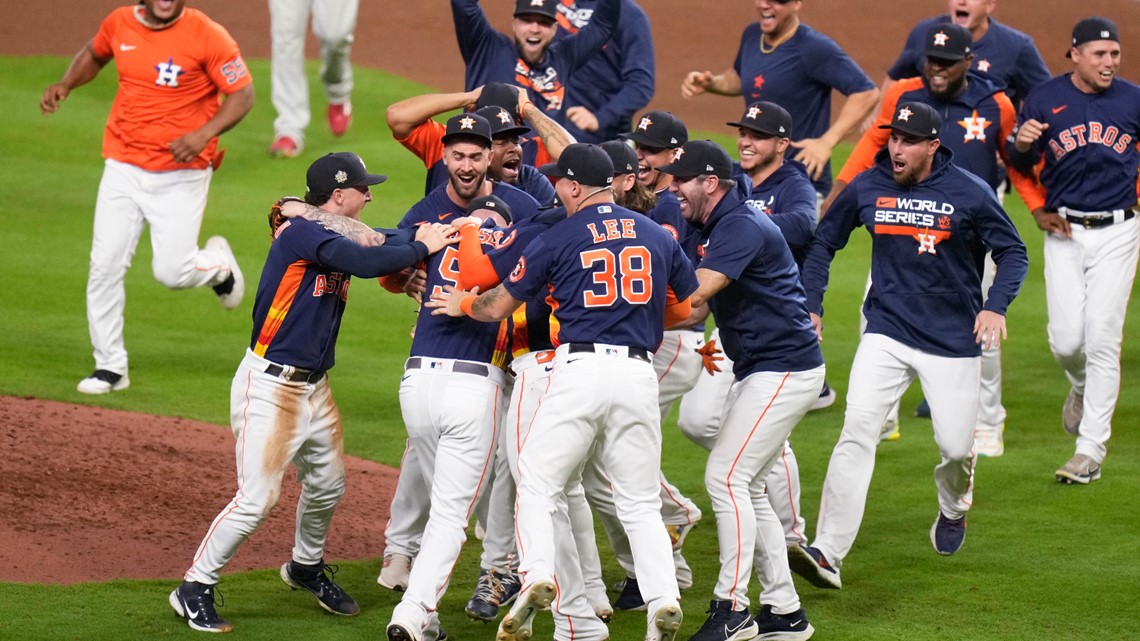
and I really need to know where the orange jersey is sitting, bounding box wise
[91,6,252,172]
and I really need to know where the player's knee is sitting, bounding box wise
[152,259,192,289]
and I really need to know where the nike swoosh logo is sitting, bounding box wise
[543,365,553,372]
[185,605,199,618]
[724,618,751,635]
[1052,105,1067,114]
[438,214,449,220]
[566,358,582,365]
[120,43,136,51]
[788,619,804,627]
[316,587,325,599]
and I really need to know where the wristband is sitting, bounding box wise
[459,294,476,318]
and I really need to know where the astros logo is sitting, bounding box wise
[746,106,761,120]
[154,58,184,87]
[897,107,913,122]
[496,109,513,124]
[672,147,685,162]
[509,256,527,283]
[459,115,476,130]
[958,110,989,143]
[932,30,949,46]
[638,116,653,131]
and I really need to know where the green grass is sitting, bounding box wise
[2,55,1139,640]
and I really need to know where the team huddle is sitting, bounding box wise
[38,0,1140,640]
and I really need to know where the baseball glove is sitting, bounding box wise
[696,338,724,375]
[268,196,305,238]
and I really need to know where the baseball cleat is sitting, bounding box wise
[754,604,814,641]
[974,425,1004,458]
[1055,454,1101,485]
[648,602,684,641]
[280,560,359,616]
[77,369,129,395]
[207,236,244,310]
[612,576,647,611]
[386,621,420,641]
[914,398,932,418]
[879,419,900,442]
[500,570,522,606]
[466,569,509,622]
[169,580,233,633]
[378,553,413,591]
[497,579,556,641]
[809,381,836,411]
[328,102,352,137]
[930,512,967,555]
[1062,388,1084,436]
[787,544,842,589]
[268,135,301,158]
[685,599,755,641]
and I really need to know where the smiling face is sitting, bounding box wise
[670,174,715,224]
[444,141,492,203]
[924,55,972,99]
[887,132,940,186]
[141,0,186,25]
[634,143,676,189]
[490,136,523,185]
[947,0,994,35]
[1070,40,1121,93]
[513,14,558,65]
[754,0,800,37]
[737,128,787,175]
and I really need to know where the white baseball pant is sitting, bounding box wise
[812,333,978,566]
[269,0,357,143]
[655,329,705,420]
[1043,215,1140,464]
[707,365,825,613]
[185,349,345,584]
[474,379,519,572]
[88,159,232,375]
[383,441,429,559]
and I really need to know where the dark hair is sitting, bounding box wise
[305,191,333,207]
[617,180,657,214]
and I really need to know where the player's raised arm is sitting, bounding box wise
[41,39,109,115]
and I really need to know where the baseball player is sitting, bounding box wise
[268,0,359,156]
[40,0,254,395]
[429,143,697,641]
[169,153,454,633]
[452,0,620,122]
[1007,17,1140,485]
[790,103,1028,590]
[680,0,878,198]
[552,0,655,143]
[657,139,823,641]
[833,22,1037,454]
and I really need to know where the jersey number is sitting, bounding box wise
[579,246,652,308]
[430,246,461,298]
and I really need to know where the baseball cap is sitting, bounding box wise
[878,101,941,140]
[924,23,972,61]
[656,140,734,180]
[514,0,558,20]
[476,82,522,114]
[726,101,793,137]
[475,106,530,139]
[441,112,493,148]
[306,152,387,196]
[538,143,614,187]
[1067,16,1119,57]
[599,140,639,176]
[619,111,688,149]
[466,194,513,224]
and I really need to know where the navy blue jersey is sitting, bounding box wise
[888,16,1050,107]
[452,0,620,120]
[399,181,542,229]
[250,219,426,371]
[735,160,817,270]
[696,189,823,378]
[646,188,704,333]
[1008,74,1140,212]
[733,22,875,195]
[502,203,698,352]
[802,147,1029,358]
[553,0,655,143]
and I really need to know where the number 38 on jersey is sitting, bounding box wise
[581,219,652,308]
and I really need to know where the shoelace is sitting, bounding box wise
[473,572,505,604]
[201,584,225,608]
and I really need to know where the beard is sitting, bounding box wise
[450,170,486,201]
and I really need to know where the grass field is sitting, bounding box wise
[1,55,1139,640]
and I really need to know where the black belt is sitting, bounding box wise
[265,363,325,383]
[568,343,651,363]
[1065,208,1136,229]
[405,357,490,377]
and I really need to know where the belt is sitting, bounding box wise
[405,357,490,377]
[265,363,325,383]
[1062,207,1136,229]
[568,342,652,363]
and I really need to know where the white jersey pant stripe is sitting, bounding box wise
[814,333,978,565]
[1043,218,1140,463]
[185,349,345,584]
[707,365,824,613]
[269,0,357,142]
[89,159,229,374]
[516,346,680,622]
[392,359,504,632]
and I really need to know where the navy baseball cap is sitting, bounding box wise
[466,194,513,224]
[514,0,558,19]
[475,106,530,139]
[924,23,972,61]
[538,143,614,187]
[599,140,639,176]
[1067,17,1119,57]
[727,101,793,138]
[442,113,493,148]
[879,102,941,140]
[306,152,386,196]
[476,82,522,114]
[656,140,734,180]
[620,111,688,149]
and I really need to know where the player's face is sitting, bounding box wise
[513,14,558,65]
[754,0,800,36]
[141,0,186,25]
[887,132,939,186]
[670,174,714,224]
[635,143,676,189]
[611,173,637,201]
[947,0,994,34]
[337,185,373,219]
[489,136,523,185]
[445,142,492,201]
[1071,41,1121,93]
[924,55,971,99]
[737,128,787,174]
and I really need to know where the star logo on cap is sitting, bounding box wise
[897,106,913,122]
[335,170,348,184]
[638,116,653,130]
[459,115,476,130]
[497,109,513,124]
[977,59,991,72]
[672,147,685,162]
[746,106,761,120]
[933,30,949,46]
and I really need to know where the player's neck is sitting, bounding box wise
[1069,72,1108,95]
[570,189,615,215]
[133,5,184,30]
[748,158,782,187]
[969,17,990,41]
[761,17,799,53]
[446,179,494,209]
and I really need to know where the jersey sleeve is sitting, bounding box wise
[765,180,818,253]
[451,0,495,64]
[1006,92,1046,177]
[456,225,502,290]
[501,235,555,303]
[666,238,699,301]
[201,18,252,94]
[803,33,875,95]
[967,176,1028,315]
[554,0,621,74]
[994,91,1045,210]
[590,8,654,132]
[316,236,429,278]
[396,120,446,168]
[1011,38,1051,105]
[90,10,119,61]
[732,24,752,78]
[801,176,864,315]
